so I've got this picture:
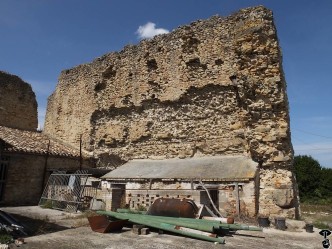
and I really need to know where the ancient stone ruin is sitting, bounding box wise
[44,6,298,217]
[0,71,38,131]
[0,71,92,205]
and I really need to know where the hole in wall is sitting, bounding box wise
[102,66,116,79]
[215,59,224,65]
[186,58,207,70]
[182,36,200,53]
[94,82,106,92]
[121,94,132,105]
[147,59,158,71]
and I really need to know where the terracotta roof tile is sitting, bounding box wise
[0,125,82,158]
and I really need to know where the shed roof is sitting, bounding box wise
[101,156,258,181]
[0,125,84,158]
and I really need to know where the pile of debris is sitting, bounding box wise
[88,198,262,244]
[0,210,28,245]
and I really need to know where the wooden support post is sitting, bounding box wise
[149,179,152,190]
[234,182,240,218]
[79,134,82,170]
[41,140,50,192]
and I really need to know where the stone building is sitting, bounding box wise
[0,126,92,205]
[0,71,38,131]
[44,6,299,217]
[0,71,93,205]
[101,156,258,216]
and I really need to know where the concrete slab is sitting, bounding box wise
[0,206,324,249]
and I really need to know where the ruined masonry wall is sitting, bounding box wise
[44,6,297,217]
[0,71,38,131]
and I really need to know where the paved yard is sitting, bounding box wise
[1,206,324,249]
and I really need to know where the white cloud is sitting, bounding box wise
[136,22,169,39]
[37,106,46,130]
[293,141,332,168]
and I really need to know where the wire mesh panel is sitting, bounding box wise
[39,172,92,212]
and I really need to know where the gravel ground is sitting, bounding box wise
[0,206,324,249]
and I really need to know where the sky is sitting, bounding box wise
[0,0,331,168]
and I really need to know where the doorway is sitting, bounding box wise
[0,155,9,201]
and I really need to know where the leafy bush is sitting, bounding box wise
[0,231,13,244]
[294,155,332,202]
[40,200,53,209]
[136,205,147,211]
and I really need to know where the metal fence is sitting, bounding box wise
[39,172,96,212]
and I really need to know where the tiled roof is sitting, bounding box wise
[0,125,82,158]
[102,155,258,181]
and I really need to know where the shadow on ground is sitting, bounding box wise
[9,213,69,236]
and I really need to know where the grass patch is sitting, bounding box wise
[313,221,332,230]
[136,205,147,212]
[300,202,332,230]
[40,200,54,209]
[0,232,13,244]
[301,203,332,213]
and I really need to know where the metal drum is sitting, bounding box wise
[147,197,198,218]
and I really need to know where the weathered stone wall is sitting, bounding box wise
[0,71,38,131]
[44,6,297,217]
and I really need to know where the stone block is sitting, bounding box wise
[132,224,145,235]
[140,227,150,235]
[286,219,306,230]
[272,188,294,208]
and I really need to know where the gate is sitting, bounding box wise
[39,172,93,212]
[0,155,9,201]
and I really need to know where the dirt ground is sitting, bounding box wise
[0,206,325,249]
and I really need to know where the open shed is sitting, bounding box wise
[101,156,258,217]
[0,125,93,205]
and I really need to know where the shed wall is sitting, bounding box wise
[1,153,90,205]
[99,180,256,216]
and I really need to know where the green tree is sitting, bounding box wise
[319,167,332,199]
[293,155,322,200]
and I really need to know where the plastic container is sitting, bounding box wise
[257,216,270,227]
[305,223,314,233]
[275,217,286,230]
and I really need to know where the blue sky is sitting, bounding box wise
[0,0,331,167]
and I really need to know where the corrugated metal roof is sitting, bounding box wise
[0,125,84,158]
[101,156,258,181]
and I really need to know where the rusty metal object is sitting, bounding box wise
[202,216,235,224]
[147,198,198,218]
[87,215,127,233]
